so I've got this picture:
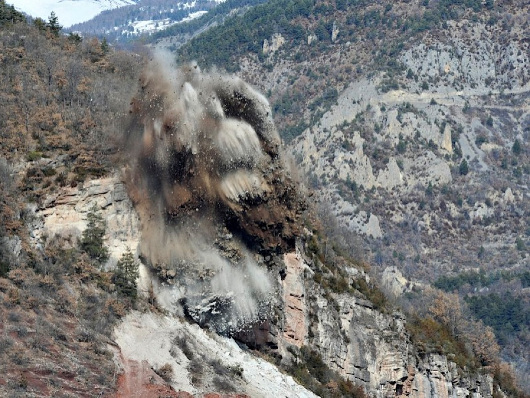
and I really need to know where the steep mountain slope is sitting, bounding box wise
[0,2,528,397]
[0,7,143,396]
[171,0,530,389]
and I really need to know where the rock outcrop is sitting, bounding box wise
[263,33,286,55]
[31,174,140,264]
[30,175,502,397]
[278,250,497,398]
[282,252,309,347]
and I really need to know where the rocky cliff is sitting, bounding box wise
[30,173,140,265]
[227,7,529,383]
[27,173,502,397]
[280,246,497,398]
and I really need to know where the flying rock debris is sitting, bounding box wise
[122,54,305,334]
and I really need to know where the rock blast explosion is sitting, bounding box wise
[122,54,305,335]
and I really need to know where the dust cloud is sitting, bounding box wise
[122,52,304,334]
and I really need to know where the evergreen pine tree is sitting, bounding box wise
[459,159,469,175]
[33,17,47,31]
[100,37,109,53]
[80,204,109,264]
[0,0,25,25]
[113,248,139,300]
[46,11,62,36]
[512,139,522,156]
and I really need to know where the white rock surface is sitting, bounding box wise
[32,174,140,264]
[381,266,408,297]
[263,33,286,55]
[114,311,319,398]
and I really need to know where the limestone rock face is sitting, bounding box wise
[377,158,404,190]
[1,235,22,261]
[310,291,413,395]
[331,21,339,42]
[263,33,286,55]
[279,251,497,398]
[381,266,408,297]
[410,151,452,188]
[282,252,308,347]
[440,124,453,153]
[504,187,515,203]
[31,174,140,263]
[469,202,494,220]
[364,212,383,239]
[400,21,529,92]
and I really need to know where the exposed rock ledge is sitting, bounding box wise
[30,174,140,264]
[280,250,496,398]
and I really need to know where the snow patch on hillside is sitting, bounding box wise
[123,11,207,35]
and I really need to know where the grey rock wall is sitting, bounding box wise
[278,250,497,398]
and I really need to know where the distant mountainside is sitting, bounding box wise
[68,0,225,42]
[67,0,266,47]
[9,0,265,45]
[170,0,530,389]
[7,0,138,27]
[147,0,268,50]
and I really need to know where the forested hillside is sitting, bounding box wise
[167,0,530,390]
[0,6,141,188]
[176,0,498,68]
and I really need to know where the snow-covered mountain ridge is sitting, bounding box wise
[8,0,137,27]
[66,0,226,43]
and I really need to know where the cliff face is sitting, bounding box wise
[29,176,498,397]
[30,174,140,264]
[279,250,496,398]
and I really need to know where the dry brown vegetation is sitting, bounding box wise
[0,241,125,397]
[0,10,146,397]
[0,17,143,202]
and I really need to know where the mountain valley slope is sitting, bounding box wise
[0,1,528,397]
[170,0,529,390]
